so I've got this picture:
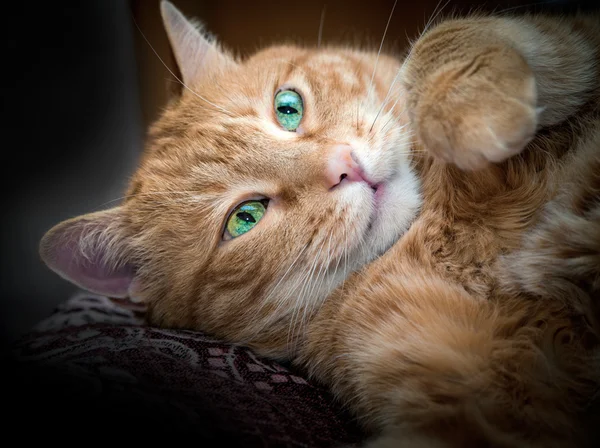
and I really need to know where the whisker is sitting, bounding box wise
[494,1,551,15]
[363,0,399,123]
[287,241,325,351]
[313,233,334,300]
[371,0,452,131]
[317,4,327,48]
[267,245,310,306]
[273,59,311,76]
[313,232,339,312]
[252,245,309,321]
[341,225,350,298]
[369,78,406,133]
[304,239,329,308]
[96,190,201,208]
[296,233,332,346]
[293,236,332,348]
[243,243,310,343]
[131,16,237,118]
[331,232,345,284]
[422,0,452,37]
[379,100,406,132]
[350,54,366,129]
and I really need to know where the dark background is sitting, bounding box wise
[1,0,598,350]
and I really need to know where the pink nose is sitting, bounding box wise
[325,145,368,189]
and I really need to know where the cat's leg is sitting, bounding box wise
[498,126,600,318]
[305,268,600,447]
[403,14,600,170]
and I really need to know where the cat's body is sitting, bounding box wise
[40,2,600,446]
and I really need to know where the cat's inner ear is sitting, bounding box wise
[160,0,235,86]
[39,207,138,299]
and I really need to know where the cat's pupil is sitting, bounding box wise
[237,212,256,223]
[277,106,298,115]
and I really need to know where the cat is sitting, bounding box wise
[38,1,600,446]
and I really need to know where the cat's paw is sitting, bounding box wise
[409,46,538,171]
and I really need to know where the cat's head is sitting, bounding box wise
[39,1,421,357]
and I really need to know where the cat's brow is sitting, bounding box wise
[273,59,310,76]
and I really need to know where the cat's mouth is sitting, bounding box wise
[350,153,421,259]
[366,183,386,231]
[373,183,385,203]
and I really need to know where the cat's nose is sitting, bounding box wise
[325,144,369,190]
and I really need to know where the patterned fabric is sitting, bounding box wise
[10,293,365,446]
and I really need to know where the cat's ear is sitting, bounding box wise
[39,207,140,299]
[160,0,236,86]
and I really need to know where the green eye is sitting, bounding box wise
[225,200,268,239]
[274,90,304,131]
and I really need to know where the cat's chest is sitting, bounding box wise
[396,212,501,299]
[397,161,553,299]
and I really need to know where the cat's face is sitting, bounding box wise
[40,1,421,357]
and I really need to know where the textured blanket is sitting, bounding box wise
[8,293,364,446]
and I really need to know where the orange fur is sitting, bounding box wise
[39,3,600,446]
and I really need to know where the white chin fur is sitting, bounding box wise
[350,125,423,266]
[361,162,422,262]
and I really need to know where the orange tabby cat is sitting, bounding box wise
[39,1,600,446]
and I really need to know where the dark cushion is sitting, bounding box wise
[8,293,365,446]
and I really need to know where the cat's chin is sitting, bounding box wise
[357,163,422,265]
